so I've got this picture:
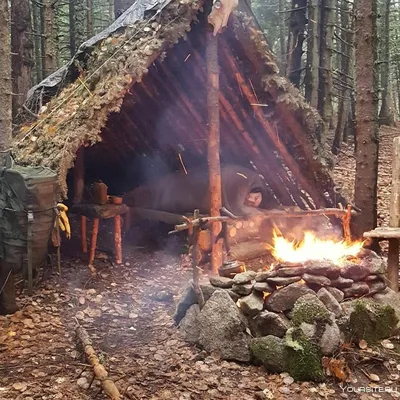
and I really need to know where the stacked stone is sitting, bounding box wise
[209,249,386,315]
[175,249,397,381]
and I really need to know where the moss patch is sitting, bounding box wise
[290,294,331,327]
[347,299,398,343]
[249,336,287,373]
[285,328,325,382]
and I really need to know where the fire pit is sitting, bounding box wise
[175,230,400,382]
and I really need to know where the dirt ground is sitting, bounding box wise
[1,126,400,400]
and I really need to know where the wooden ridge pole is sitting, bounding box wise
[388,137,400,292]
[206,24,223,273]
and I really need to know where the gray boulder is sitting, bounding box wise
[197,290,250,362]
[178,304,200,344]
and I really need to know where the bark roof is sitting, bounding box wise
[12,0,342,209]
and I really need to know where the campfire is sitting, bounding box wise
[175,223,397,383]
[270,229,364,265]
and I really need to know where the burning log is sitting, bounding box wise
[75,321,121,400]
[228,240,270,261]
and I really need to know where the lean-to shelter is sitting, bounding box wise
[12,0,345,210]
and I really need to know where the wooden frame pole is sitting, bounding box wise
[206,26,223,273]
[388,136,400,292]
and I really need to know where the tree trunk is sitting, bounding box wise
[318,0,336,144]
[87,0,94,39]
[42,0,57,77]
[11,0,34,121]
[0,0,12,166]
[304,0,320,109]
[332,0,353,154]
[114,0,135,19]
[286,0,307,87]
[31,0,42,84]
[69,0,76,57]
[353,0,379,241]
[278,0,287,72]
[379,0,396,126]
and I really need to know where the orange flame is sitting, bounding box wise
[270,229,363,266]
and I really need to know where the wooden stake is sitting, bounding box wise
[88,218,99,274]
[206,26,223,273]
[114,215,122,264]
[73,146,85,204]
[81,216,87,253]
[388,136,400,292]
[191,209,204,308]
[342,204,352,242]
[75,320,121,399]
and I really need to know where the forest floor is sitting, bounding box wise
[1,126,400,400]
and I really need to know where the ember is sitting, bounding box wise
[270,229,364,265]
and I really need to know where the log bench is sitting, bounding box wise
[70,204,129,272]
[363,227,399,292]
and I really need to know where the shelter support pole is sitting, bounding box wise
[388,137,400,292]
[206,27,223,273]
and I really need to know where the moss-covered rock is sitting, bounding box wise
[346,299,398,343]
[250,336,288,373]
[285,328,325,382]
[290,294,331,326]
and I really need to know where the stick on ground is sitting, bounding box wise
[75,320,121,400]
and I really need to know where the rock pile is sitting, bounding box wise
[175,250,400,381]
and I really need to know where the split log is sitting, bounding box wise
[75,322,121,400]
[228,240,271,261]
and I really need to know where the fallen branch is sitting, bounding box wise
[75,319,121,400]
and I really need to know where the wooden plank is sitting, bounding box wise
[363,227,400,239]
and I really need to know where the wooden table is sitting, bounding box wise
[70,204,129,272]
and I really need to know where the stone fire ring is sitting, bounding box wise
[174,249,400,382]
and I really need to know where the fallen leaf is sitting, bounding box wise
[369,373,380,382]
[381,339,394,349]
[359,339,368,349]
[12,382,27,392]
